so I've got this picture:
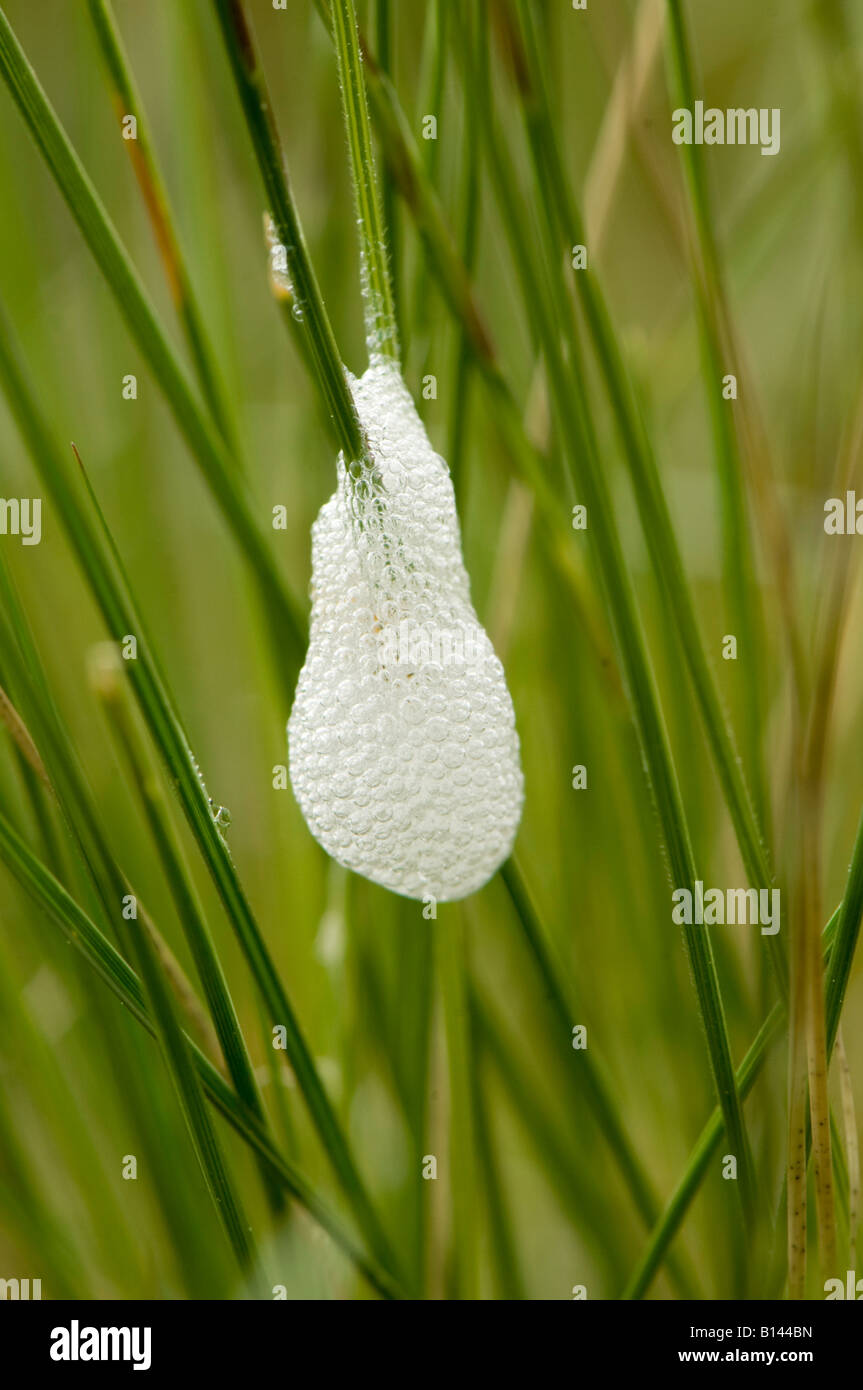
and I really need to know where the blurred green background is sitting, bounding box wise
[0,0,861,1300]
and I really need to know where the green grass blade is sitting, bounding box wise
[456,11,757,1229]
[86,0,240,454]
[623,1004,782,1299]
[0,803,403,1300]
[1,795,257,1279]
[509,0,780,953]
[663,0,768,827]
[437,907,479,1298]
[500,860,697,1296]
[626,890,856,1298]
[826,804,863,1055]
[88,643,283,1212]
[468,1038,526,1300]
[0,305,402,1292]
[446,0,482,494]
[331,0,399,362]
[373,0,401,338]
[212,0,371,469]
[0,4,305,694]
[471,986,631,1290]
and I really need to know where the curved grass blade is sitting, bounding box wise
[86,0,240,455]
[663,0,782,830]
[826,802,863,1056]
[501,860,697,1296]
[0,804,404,1301]
[508,0,781,972]
[623,1003,783,1299]
[0,307,403,1293]
[0,4,305,697]
[471,985,632,1291]
[7,703,257,1280]
[456,9,757,1229]
[627,856,862,1299]
[346,2,783,1011]
[89,641,284,1214]
[0,556,231,1073]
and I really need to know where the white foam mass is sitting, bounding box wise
[287,360,524,901]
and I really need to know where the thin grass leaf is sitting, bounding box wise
[437,906,479,1299]
[0,608,223,1065]
[627,866,862,1298]
[508,0,781,970]
[623,1003,783,1299]
[446,0,481,494]
[0,4,305,697]
[373,0,401,339]
[86,0,240,454]
[0,305,402,1292]
[87,640,284,1213]
[331,0,399,362]
[316,0,626,696]
[405,0,447,361]
[468,1036,527,1300]
[501,860,697,1297]
[826,802,863,1056]
[471,986,632,1291]
[456,9,758,1229]
[663,0,782,834]
[20,666,259,1279]
[0,803,404,1300]
[212,0,371,470]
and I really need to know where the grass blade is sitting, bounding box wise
[331,0,399,362]
[212,0,371,470]
[456,9,757,1229]
[437,907,479,1298]
[373,0,401,338]
[501,860,697,1296]
[0,304,402,1292]
[0,802,404,1300]
[86,0,239,454]
[87,641,284,1213]
[507,0,780,955]
[627,856,863,1299]
[826,802,863,1056]
[0,4,305,693]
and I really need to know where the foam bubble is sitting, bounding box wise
[288,360,523,900]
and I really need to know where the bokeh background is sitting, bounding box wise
[0,0,861,1299]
